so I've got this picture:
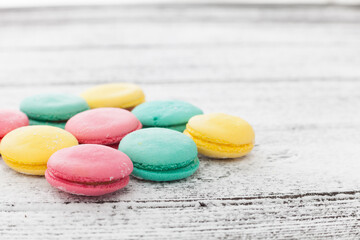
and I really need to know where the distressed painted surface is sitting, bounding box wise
[0,3,359,239]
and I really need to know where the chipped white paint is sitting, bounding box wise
[0,2,359,239]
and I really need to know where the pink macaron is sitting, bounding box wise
[45,144,133,196]
[65,108,142,147]
[0,109,29,142]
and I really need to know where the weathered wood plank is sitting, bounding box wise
[3,45,360,84]
[1,4,360,26]
[1,22,360,84]
[1,6,360,85]
[3,0,360,10]
[1,192,360,239]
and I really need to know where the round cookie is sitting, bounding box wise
[65,108,142,146]
[184,113,255,159]
[119,128,199,182]
[46,144,133,196]
[20,93,90,121]
[0,109,29,141]
[0,126,78,175]
[81,83,145,110]
[132,100,203,132]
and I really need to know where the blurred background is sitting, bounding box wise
[1,0,360,126]
[1,0,360,7]
[1,0,360,87]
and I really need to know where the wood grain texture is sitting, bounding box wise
[1,5,360,86]
[0,3,359,239]
[2,0,360,10]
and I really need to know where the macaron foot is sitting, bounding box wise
[2,156,47,175]
[132,157,200,182]
[29,118,67,129]
[45,170,130,196]
[184,130,254,158]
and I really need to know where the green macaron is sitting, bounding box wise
[20,93,90,122]
[118,128,199,181]
[132,100,203,132]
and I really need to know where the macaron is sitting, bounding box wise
[45,144,133,196]
[132,100,203,132]
[0,126,78,175]
[0,109,29,142]
[20,93,90,128]
[119,128,199,182]
[81,83,145,110]
[65,108,142,147]
[184,113,255,159]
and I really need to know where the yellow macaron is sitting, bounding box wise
[184,113,255,159]
[81,83,145,110]
[0,126,78,175]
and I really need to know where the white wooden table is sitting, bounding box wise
[1,2,360,239]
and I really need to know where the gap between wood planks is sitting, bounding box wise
[1,2,360,12]
[55,190,360,204]
[1,3,360,26]
[0,77,359,87]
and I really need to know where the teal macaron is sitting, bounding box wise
[20,93,90,128]
[118,128,199,181]
[132,100,203,132]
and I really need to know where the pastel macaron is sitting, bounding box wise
[132,100,203,132]
[0,109,29,142]
[45,144,133,196]
[119,128,199,182]
[184,113,255,159]
[65,108,142,148]
[0,126,78,175]
[20,93,90,128]
[81,83,145,110]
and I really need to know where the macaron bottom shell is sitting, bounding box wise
[45,170,130,196]
[2,155,47,175]
[132,157,200,182]
[29,119,66,129]
[184,130,254,158]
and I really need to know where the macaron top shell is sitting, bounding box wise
[119,128,198,171]
[81,83,145,109]
[47,144,133,183]
[132,100,203,127]
[0,110,29,138]
[20,93,90,121]
[0,125,78,165]
[186,113,255,145]
[65,108,142,144]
